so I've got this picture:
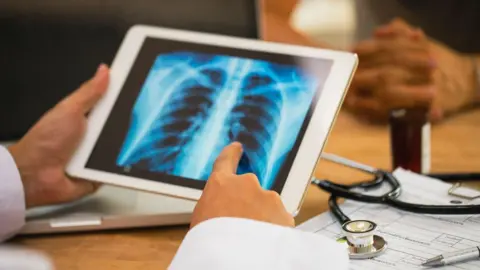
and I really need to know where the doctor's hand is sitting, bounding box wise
[8,64,110,208]
[190,142,295,229]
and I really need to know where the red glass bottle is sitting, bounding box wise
[389,108,431,174]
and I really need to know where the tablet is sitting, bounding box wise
[66,25,357,214]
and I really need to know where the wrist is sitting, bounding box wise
[458,53,479,107]
[428,39,479,117]
[468,56,480,105]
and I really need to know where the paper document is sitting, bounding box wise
[297,168,480,269]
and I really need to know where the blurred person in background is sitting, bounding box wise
[266,0,480,123]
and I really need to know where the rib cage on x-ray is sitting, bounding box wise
[116,52,319,189]
[227,72,282,180]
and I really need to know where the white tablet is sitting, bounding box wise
[66,25,357,215]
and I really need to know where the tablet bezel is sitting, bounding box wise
[66,25,357,214]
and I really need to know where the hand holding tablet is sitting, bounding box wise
[66,25,357,215]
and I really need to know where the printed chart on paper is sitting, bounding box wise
[297,169,480,270]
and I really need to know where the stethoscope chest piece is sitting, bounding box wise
[337,220,387,259]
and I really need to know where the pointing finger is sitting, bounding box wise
[60,64,110,114]
[212,142,243,174]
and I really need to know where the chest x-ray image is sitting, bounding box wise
[116,51,321,190]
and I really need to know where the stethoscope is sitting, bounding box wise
[312,153,480,260]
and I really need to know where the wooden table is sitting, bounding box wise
[12,109,480,270]
[9,3,480,268]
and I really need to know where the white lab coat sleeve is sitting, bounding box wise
[168,217,349,270]
[0,246,54,270]
[0,145,26,242]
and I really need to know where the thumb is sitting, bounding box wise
[212,142,243,174]
[60,64,110,114]
[65,177,102,202]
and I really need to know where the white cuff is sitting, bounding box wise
[0,246,53,270]
[168,217,349,270]
[0,145,26,242]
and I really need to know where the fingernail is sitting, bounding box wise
[231,141,243,150]
[95,63,108,78]
[91,64,108,86]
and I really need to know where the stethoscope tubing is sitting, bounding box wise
[314,179,480,215]
[317,152,480,215]
[317,153,480,260]
[328,196,351,225]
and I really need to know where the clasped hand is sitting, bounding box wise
[345,18,477,123]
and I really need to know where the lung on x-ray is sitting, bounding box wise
[116,51,320,189]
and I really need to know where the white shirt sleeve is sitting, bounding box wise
[168,217,350,270]
[0,145,26,242]
[0,246,54,270]
[0,144,350,269]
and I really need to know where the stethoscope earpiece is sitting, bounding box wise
[337,220,387,259]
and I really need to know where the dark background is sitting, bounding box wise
[85,37,332,193]
[0,0,259,140]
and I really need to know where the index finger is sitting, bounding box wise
[212,142,243,174]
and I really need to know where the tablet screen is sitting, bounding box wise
[86,37,333,192]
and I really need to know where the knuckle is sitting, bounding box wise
[419,50,431,59]
[208,172,227,186]
[242,173,260,184]
[264,190,282,202]
[418,36,430,46]
[378,70,389,85]
[376,41,386,53]
[414,52,431,64]
[212,156,226,170]
[422,87,436,101]
[383,88,397,103]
